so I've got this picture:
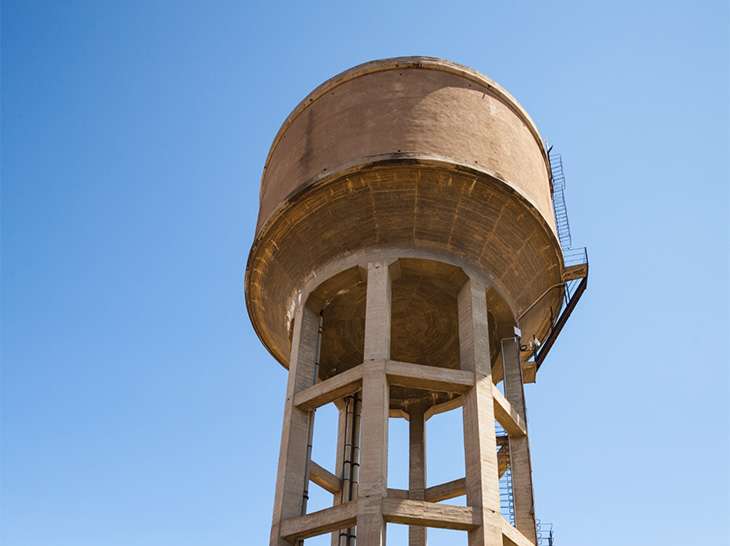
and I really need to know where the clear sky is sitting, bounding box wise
[2,1,728,545]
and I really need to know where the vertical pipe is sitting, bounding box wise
[339,395,355,546]
[332,400,349,546]
[350,393,362,501]
[341,396,354,503]
[301,312,324,517]
[347,393,362,546]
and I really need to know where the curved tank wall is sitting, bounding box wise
[256,57,555,235]
[247,57,566,368]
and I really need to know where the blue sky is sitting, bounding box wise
[2,1,728,545]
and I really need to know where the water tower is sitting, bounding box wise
[246,57,588,546]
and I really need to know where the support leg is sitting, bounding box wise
[502,337,537,543]
[408,404,427,546]
[356,261,393,546]
[458,279,503,546]
[270,305,320,546]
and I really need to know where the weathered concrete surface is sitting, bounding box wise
[252,58,566,546]
[492,384,527,438]
[257,57,553,234]
[269,305,320,546]
[310,461,342,496]
[294,365,363,411]
[386,360,474,393]
[458,279,504,546]
[425,478,467,503]
[280,501,358,542]
[357,264,391,545]
[246,57,565,372]
[270,267,540,545]
[382,498,480,530]
[408,404,427,546]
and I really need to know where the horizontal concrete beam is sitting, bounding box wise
[382,498,481,530]
[389,481,469,503]
[386,360,474,393]
[522,362,537,384]
[501,516,535,546]
[563,263,588,281]
[492,384,527,437]
[295,360,476,414]
[279,501,358,542]
[497,445,511,479]
[387,488,409,499]
[425,478,467,503]
[492,353,504,385]
[390,408,409,420]
[425,396,464,421]
[310,461,341,495]
[294,365,363,411]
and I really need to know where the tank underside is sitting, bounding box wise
[246,157,565,393]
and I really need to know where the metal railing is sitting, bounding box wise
[522,150,589,368]
[548,152,572,250]
[562,247,588,268]
[562,248,588,305]
[496,423,514,525]
[537,521,554,546]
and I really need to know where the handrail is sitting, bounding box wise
[534,269,588,369]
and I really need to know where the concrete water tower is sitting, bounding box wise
[246,57,588,546]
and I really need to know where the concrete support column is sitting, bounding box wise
[458,279,503,546]
[363,261,392,361]
[270,304,320,546]
[408,404,427,546]
[501,337,537,544]
[356,261,393,546]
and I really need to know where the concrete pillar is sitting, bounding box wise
[356,261,392,546]
[408,404,427,546]
[458,279,503,546]
[363,261,392,361]
[270,304,320,546]
[501,337,537,544]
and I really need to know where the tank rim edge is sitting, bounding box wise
[255,152,562,247]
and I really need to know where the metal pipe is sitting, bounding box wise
[347,393,361,546]
[301,312,324,517]
[340,396,354,503]
[349,393,361,501]
[339,395,354,546]
[516,282,566,321]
